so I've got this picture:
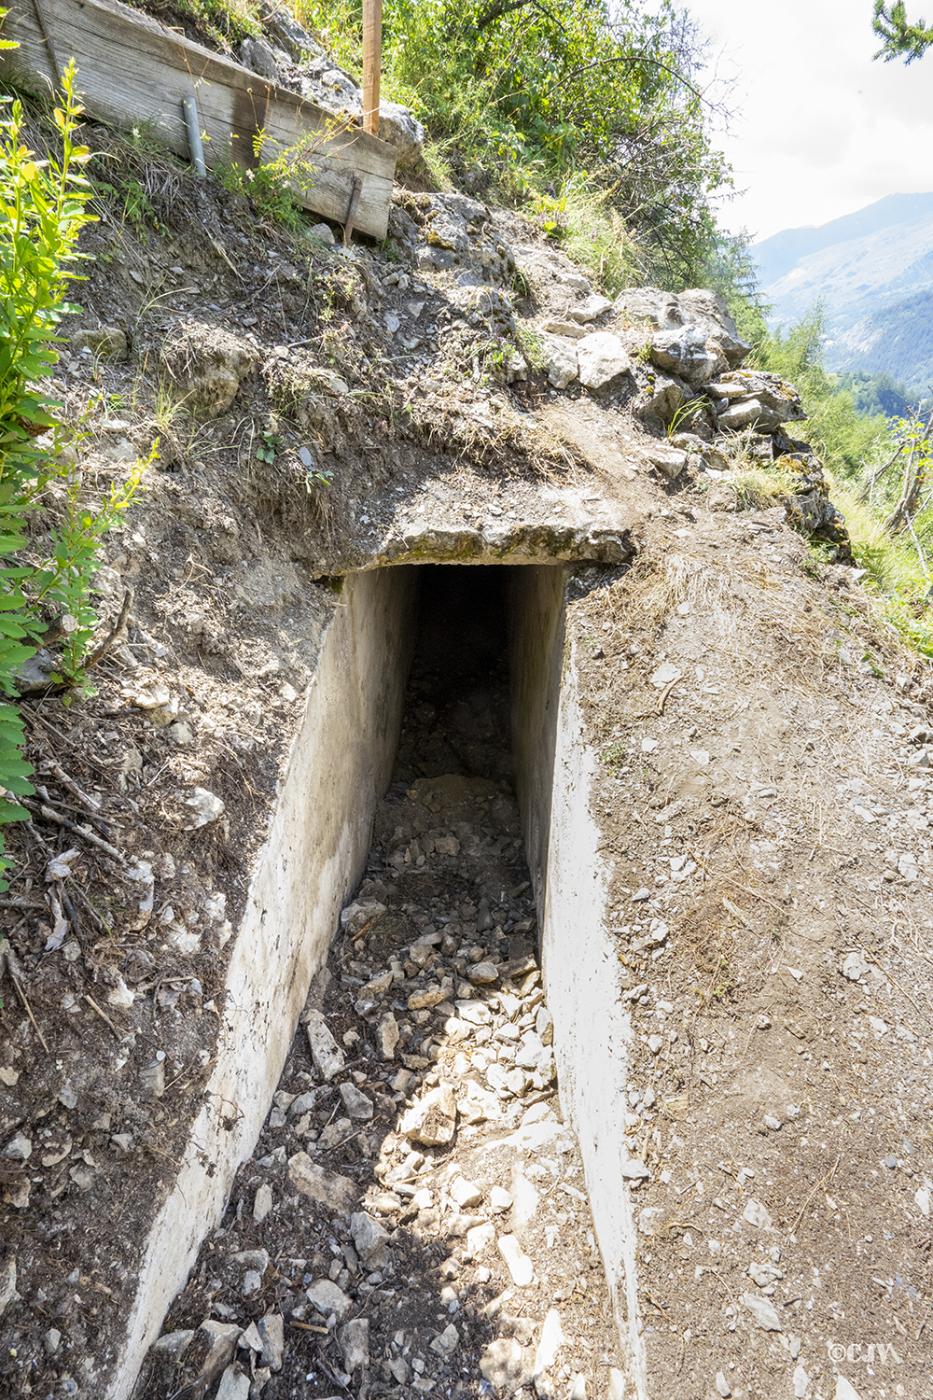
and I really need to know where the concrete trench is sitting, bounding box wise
[123,563,644,1400]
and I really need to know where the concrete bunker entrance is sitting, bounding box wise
[131,559,645,1400]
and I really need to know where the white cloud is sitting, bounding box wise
[683,0,933,239]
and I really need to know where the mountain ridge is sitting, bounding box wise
[752,193,933,396]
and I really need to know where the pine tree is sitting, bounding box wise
[873,1,933,62]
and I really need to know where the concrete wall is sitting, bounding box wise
[112,568,416,1400]
[510,567,648,1400]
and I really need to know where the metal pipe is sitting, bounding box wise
[182,92,207,178]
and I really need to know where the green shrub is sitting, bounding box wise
[293,0,729,289]
[0,57,146,888]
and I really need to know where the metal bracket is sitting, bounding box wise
[343,175,363,246]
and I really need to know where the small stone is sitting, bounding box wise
[258,1313,285,1371]
[458,1080,502,1124]
[287,1152,356,1212]
[468,960,499,985]
[541,334,578,389]
[44,1328,62,1356]
[576,331,632,391]
[568,293,613,324]
[338,1318,369,1372]
[184,786,225,829]
[430,1322,460,1356]
[400,1083,457,1145]
[650,662,682,689]
[214,1365,250,1400]
[3,1134,31,1161]
[340,1082,374,1120]
[377,1012,400,1060]
[0,1255,16,1317]
[253,1183,273,1223]
[490,1185,513,1213]
[73,324,128,359]
[841,951,869,982]
[835,1380,863,1400]
[498,1233,535,1286]
[480,1337,528,1389]
[533,1308,564,1375]
[305,1011,346,1081]
[621,1158,650,1181]
[307,1278,352,1321]
[450,1177,483,1209]
[350,1211,390,1266]
[742,1198,773,1230]
[152,1329,194,1359]
[740,1291,782,1331]
[793,1364,810,1398]
[466,1222,496,1257]
[196,1321,242,1389]
[716,1370,732,1397]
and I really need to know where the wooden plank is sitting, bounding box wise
[1,0,396,238]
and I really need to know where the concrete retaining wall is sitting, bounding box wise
[113,569,416,1400]
[510,567,648,1400]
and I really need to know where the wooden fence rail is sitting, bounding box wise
[1,0,397,239]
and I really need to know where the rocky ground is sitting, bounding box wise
[135,575,624,1400]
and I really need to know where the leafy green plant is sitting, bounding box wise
[665,397,705,437]
[0,57,147,886]
[40,451,151,689]
[256,425,279,463]
[218,126,323,231]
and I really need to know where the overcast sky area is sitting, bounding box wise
[680,0,933,243]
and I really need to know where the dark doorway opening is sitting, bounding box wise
[394,566,513,785]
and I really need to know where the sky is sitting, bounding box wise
[680,0,933,242]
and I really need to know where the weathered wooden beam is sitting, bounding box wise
[362,0,381,136]
[1,0,397,239]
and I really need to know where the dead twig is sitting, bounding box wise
[790,1152,841,1237]
[20,798,127,866]
[84,994,125,1041]
[85,589,133,671]
[41,758,102,813]
[656,677,680,714]
[0,938,50,1053]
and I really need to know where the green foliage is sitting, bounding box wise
[124,0,262,47]
[40,451,151,686]
[0,59,145,887]
[294,0,730,288]
[750,314,890,477]
[838,370,914,421]
[873,1,933,62]
[736,305,933,654]
[217,126,322,231]
[531,175,643,295]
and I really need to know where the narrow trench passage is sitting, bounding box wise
[139,567,622,1400]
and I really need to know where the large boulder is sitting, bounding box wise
[649,329,726,387]
[677,289,750,367]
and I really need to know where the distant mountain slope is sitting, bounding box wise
[752,194,933,398]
